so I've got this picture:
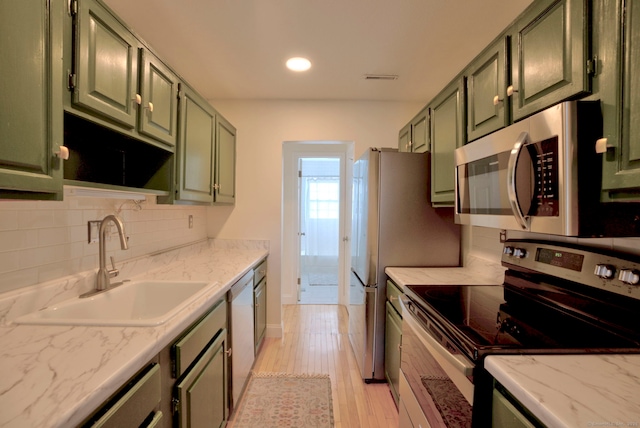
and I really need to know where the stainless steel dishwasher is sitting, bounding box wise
[229,270,255,410]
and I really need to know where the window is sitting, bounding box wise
[308,179,339,219]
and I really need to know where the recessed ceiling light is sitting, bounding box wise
[286,57,312,72]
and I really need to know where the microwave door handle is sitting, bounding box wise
[507,132,531,230]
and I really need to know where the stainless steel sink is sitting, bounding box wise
[14,280,216,327]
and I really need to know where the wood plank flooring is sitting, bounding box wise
[229,304,399,428]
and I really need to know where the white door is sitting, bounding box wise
[281,141,353,306]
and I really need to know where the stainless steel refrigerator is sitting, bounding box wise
[349,148,461,381]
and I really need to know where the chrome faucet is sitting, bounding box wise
[96,214,129,292]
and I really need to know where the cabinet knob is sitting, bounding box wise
[389,295,397,302]
[507,85,518,97]
[146,102,154,112]
[133,94,142,105]
[595,138,613,154]
[54,146,69,160]
[225,348,232,357]
[493,95,503,106]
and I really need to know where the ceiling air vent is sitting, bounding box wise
[363,74,399,81]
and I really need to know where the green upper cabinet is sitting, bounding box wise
[0,0,64,200]
[398,122,411,152]
[214,115,236,205]
[138,49,179,147]
[69,0,178,151]
[73,0,139,129]
[510,0,591,121]
[397,107,428,153]
[430,78,466,206]
[410,107,429,153]
[175,84,216,204]
[599,0,640,200]
[466,37,509,142]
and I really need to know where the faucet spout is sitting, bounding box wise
[96,215,129,291]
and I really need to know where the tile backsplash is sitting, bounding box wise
[0,196,207,294]
[470,226,640,264]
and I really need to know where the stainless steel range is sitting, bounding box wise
[399,239,640,427]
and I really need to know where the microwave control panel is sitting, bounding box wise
[529,136,559,216]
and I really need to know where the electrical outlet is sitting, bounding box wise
[188,215,194,229]
[87,221,100,244]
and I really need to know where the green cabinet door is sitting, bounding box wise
[384,301,402,406]
[398,122,411,152]
[138,49,179,147]
[176,84,215,203]
[511,0,591,121]
[466,37,509,142]
[214,115,236,204]
[254,279,267,353]
[430,78,466,206]
[600,0,640,199]
[73,0,139,128]
[175,331,228,428]
[0,0,64,199]
[411,107,429,153]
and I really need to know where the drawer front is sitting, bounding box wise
[87,363,161,428]
[254,259,267,286]
[173,298,227,377]
[386,280,403,315]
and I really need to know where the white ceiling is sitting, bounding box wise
[103,0,534,103]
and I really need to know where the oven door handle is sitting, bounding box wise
[507,131,531,231]
[403,304,474,378]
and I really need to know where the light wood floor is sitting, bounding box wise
[229,304,399,427]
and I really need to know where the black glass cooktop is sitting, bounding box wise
[404,272,640,361]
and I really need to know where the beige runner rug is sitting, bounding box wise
[233,372,334,428]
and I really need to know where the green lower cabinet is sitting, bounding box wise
[510,0,591,121]
[0,0,64,200]
[385,301,402,406]
[430,78,466,206]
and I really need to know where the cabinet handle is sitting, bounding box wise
[133,94,142,105]
[398,344,402,351]
[493,95,503,106]
[54,146,70,160]
[225,348,232,357]
[212,184,220,191]
[146,102,154,112]
[506,85,518,97]
[389,295,397,302]
[595,137,613,154]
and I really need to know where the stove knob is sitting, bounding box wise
[594,264,615,279]
[503,246,515,256]
[513,248,527,258]
[618,269,640,285]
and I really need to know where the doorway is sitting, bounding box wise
[281,141,353,306]
[298,158,340,304]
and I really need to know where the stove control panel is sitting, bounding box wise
[502,240,640,301]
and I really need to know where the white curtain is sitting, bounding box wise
[300,159,340,267]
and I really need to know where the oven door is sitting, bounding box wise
[399,296,474,427]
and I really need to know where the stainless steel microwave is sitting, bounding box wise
[455,101,605,236]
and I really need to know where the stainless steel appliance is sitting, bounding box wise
[229,270,255,409]
[349,148,461,381]
[399,239,640,427]
[455,101,639,237]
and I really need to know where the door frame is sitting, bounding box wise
[282,141,354,306]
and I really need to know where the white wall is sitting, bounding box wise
[206,99,423,334]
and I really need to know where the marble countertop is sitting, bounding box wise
[0,239,268,428]
[385,255,507,289]
[485,354,640,427]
